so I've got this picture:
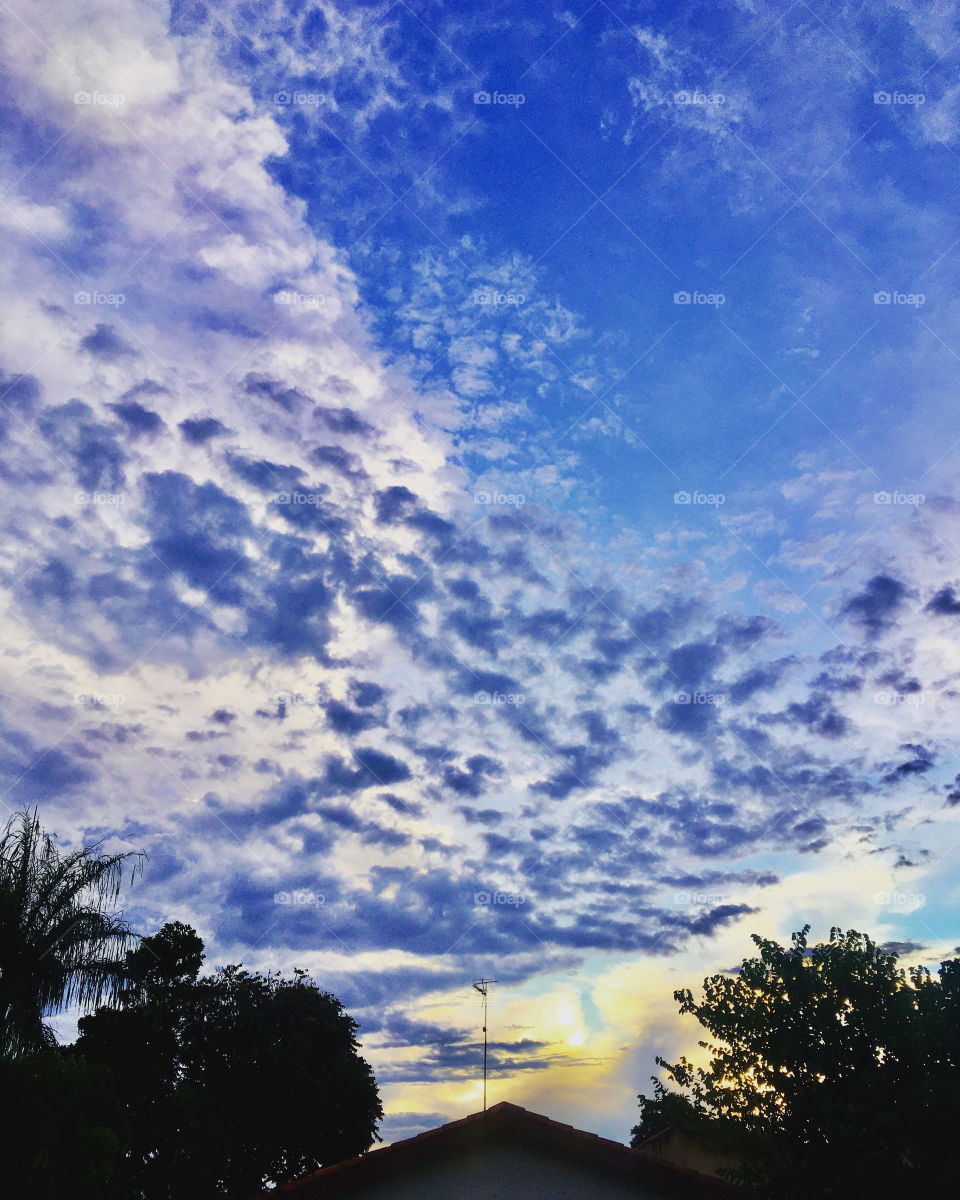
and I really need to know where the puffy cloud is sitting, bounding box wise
[839,574,911,638]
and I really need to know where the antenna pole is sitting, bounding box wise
[483,985,487,1111]
[473,979,498,1110]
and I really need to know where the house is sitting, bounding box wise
[266,1101,743,1199]
[638,1123,743,1182]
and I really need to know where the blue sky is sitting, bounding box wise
[3,0,960,1144]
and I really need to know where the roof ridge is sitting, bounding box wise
[263,1102,743,1198]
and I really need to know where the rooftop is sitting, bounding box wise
[266,1101,742,1199]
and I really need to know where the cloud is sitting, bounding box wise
[179,417,230,444]
[80,324,137,361]
[109,400,165,436]
[839,575,910,638]
[926,585,960,616]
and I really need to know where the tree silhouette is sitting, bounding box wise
[0,809,142,1057]
[636,926,960,1197]
[75,922,383,1198]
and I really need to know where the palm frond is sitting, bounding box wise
[0,808,144,1057]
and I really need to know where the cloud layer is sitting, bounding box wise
[3,0,960,1143]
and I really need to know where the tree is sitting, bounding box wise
[630,1078,705,1146]
[75,922,382,1199]
[0,1048,129,1199]
[635,926,960,1197]
[121,918,205,998]
[0,808,142,1057]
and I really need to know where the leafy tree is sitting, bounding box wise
[122,918,205,998]
[76,921,382,1199]
[0,809,142,1056]
[635,926,960,1197]
[630,1078,705,1145]
[0,1048,129,1199]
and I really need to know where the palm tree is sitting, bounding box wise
[0,809,143,1058]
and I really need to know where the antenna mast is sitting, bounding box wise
[472,979,498,1110]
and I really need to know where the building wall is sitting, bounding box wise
[643,1128,741,1181]
[328,1139,680,1200]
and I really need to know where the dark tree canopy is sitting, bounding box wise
[0,910,380,1200]
[74,921,383,1199]
[0,1049,130,1200]
[634,926,960,1197]
[630,1080,704,1146]
[121,919,205,997]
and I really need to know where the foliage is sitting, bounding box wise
[75,921,382,1198]
[0,812,381,1198]
[0,1048,130,1198]
[636,926,960,1197]
[121,918,205,997]
[0,809,142,1056]
[629,1078,705,1145]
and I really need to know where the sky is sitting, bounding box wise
[2,0,960,1146]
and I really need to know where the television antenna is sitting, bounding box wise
[472,979,498,1110]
